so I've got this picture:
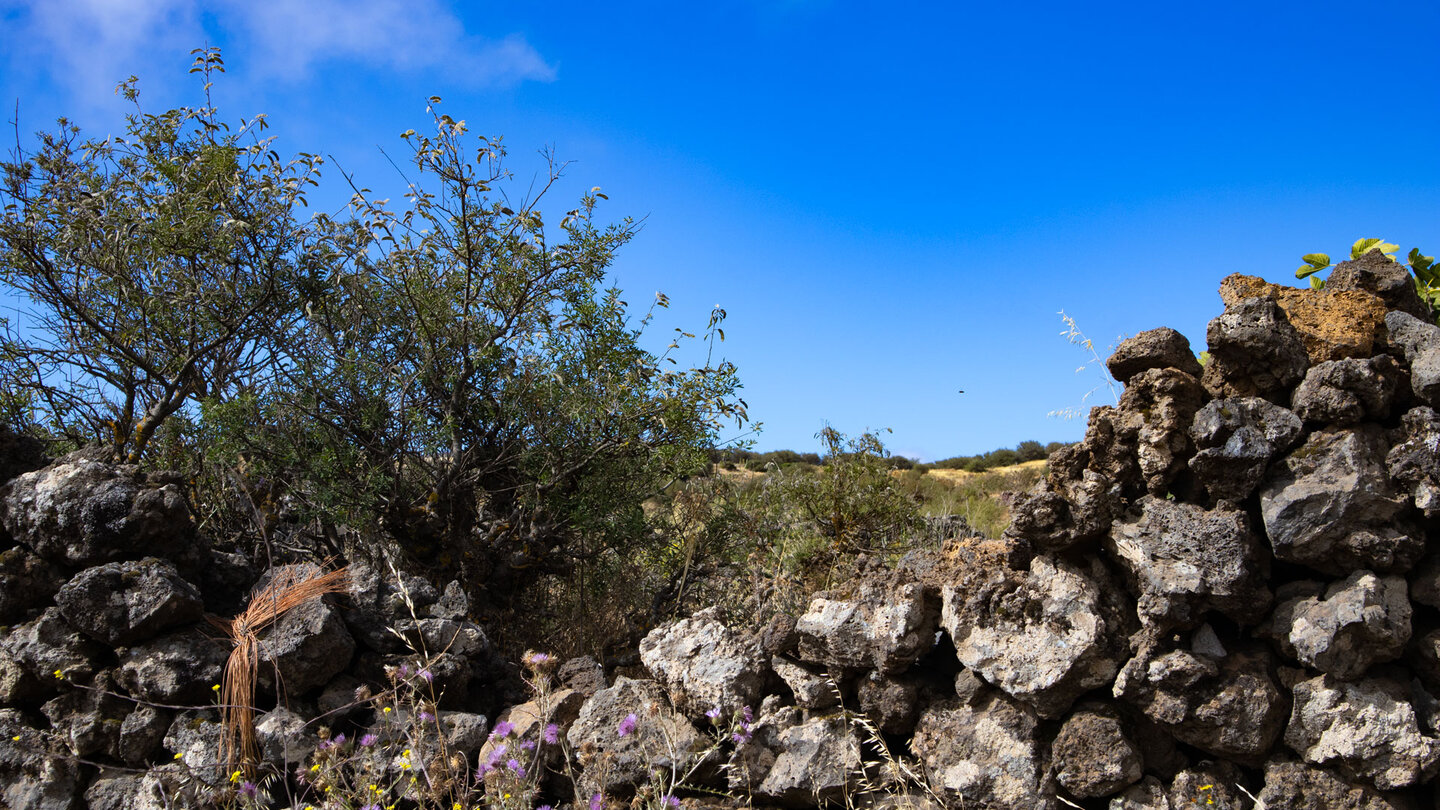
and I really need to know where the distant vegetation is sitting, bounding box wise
[710,439,1070,474]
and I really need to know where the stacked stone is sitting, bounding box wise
[591,251,1440,809]
[0,449,502,810]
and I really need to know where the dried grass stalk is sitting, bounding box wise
[214,563,350,776]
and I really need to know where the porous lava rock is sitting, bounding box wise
[1201,295,1311,401]
[794,580,937,675]
[1187,396,1304,501]
[1260,571,1410,680]
[1050,703,1143,798]
[1105,327,1204,383]
[1,453,194,568]
[942,554,1130,718]
[1285,674,1440,790]
[911,687,1052,810]
[54,557,203,646]
[1107,496,1270,630]
[1260,424,1422,575]
[1291,355,1402,426]
[639,606,768,718]
[1219,273,1391,363]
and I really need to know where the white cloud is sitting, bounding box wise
[223,0,556,85]
[1,0,554,115]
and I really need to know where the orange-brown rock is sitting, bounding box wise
[1218,274,1388,363]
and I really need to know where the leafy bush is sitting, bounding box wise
[0,50,750,654]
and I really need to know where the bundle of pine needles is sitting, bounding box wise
[212,563,350,777]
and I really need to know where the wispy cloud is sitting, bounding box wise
[221,0,556,85]
[1,0,554,116]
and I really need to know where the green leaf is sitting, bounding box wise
[1352,238,1383,258]
[1296,264,1322,279]
[1302,253,1330,268]
[1310,276,1326,290]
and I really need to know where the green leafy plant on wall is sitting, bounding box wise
[1297,237,1440,320]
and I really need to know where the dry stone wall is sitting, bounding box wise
[4,248,1440,809]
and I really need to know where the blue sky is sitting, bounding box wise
[2,1,1437,461]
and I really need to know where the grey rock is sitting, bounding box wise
[1329,250,1433,322]
[1257,758,1418,810]
[1260,570,1409,679]
[0,644,46,704]
[1285,673,1440,790]
[55,557,203,645]
[1202,296,1311,401]
[1165,762,1253,810]
[794,580,937,675]
[1260,425,1422,575]
[0,708,83,810]
[558,655,606,696]
[759,613,799,656]
[0,424,49,489]
[2,606,108,683]
[41,669,129,758]
[255,570,356,697]
[1108,776,1168,810]
[116,627,229,705]
[254,705,318,767]
[163,711,227,788]
[1,454,194,567]
[640,606,768,718]
[1386,311,1440,406]
[1108,496,1271,630]
[567,676,706,794]
[1117,367,1208,496]
[84,773,148,810]
[1006,439,1121,551]
[1052,704,1143,798]
[754,713,862,806]
[1292,356,1402,425]
[389,616,490,707]
[119,704,172,766]
[0,545,64,624]
[1107,327,1204,384]
[1188,397,1304,502]
[342,558,443,653]
[856,671,920,736]
[771,655,839,710]
[943,554,1129,718]
[1386,407,1440,522]
[911,689,1052,810]
[1113,641,1286,762]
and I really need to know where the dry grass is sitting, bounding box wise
[211,562,350,777]
[918,459,1046,484]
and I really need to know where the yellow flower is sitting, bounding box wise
[309,764,320,772]
[10,735,19,741]
[383,706,392,713]
[53,669,63,679]
[212,684,221,692]
[173,753,184,760]
[229,770,242,783]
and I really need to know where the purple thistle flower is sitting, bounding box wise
[590,793,605,810]
[419,668,433,683]
[532,653,551,665]
[539,805,554,810]
[506,758,525,777]
[543,723,559,744]
[664,796,681,808]
[238,781,257,798]
[741,706,754,725]
[617,713,637,737]
[361,804,381,810]
[491,720,514,739]
[399,663,413,678]
[705,707,721,720]
[332,733,346,746]
[485,743,507,767]
[419,711,435,723]
[359,733,379,747]
[731,729,752,744]
[520,739,536,751]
